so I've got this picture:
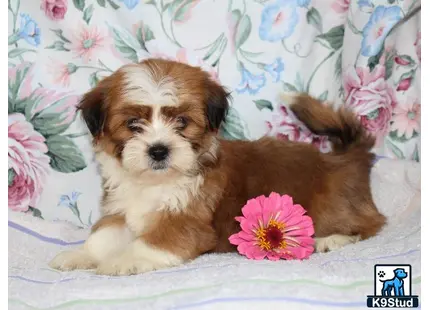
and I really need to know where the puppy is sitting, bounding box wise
[49,58,386,275]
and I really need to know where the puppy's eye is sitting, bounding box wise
[126,118,142,132]
[176,116,188,129]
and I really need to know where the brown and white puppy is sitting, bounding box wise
[49,58,386,275]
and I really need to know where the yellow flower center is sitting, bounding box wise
[255,219,287,251]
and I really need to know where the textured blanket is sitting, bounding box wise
[8,158,421,309]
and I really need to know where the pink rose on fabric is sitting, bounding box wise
[229,192,315,261]
[9,113,50,212]
[391,99,420,139]
[265,105,330,152]
[344,65,397,146]
[331,0,350,14]
[41,0,68,20]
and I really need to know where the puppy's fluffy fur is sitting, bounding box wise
[49,59,386,275]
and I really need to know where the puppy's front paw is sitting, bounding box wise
[314,234,360,253]
[96,254,156,276]
[49,250,97,271]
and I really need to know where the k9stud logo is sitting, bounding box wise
[367,264,419,308]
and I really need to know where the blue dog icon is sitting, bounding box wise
[380,268,408,296]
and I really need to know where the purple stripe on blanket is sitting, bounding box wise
[172,296,365,309]
[372,155,386,165]
[8,221,85,246]
[8,275,75,284]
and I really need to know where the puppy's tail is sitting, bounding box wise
[282,93,375,153]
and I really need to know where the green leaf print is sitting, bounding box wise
[253,99,273,111]
[8,63,31,110]
[89,72,100,88]
[368,48,384,72]
[28,207,44,219]
[46,135,87,173]
[173,0,194,22]
[283,82,298,92]
[386,139,405,159]
[73,0,86,11]
[97,0,106,7]
[385,55,394,80]
[8,169,16,187]
[235,15,252,49]
[306,8,322,33]
[8,48,35,58]
[50,29,72,44]
[334,51,342,81]
[318,90,328,101]
[219,107,250,140]
[389,130,418,143]
[45,41,70,51]
[316,25,344,51]
[412,145,420,162]
[106,0,120,10]
[83,4,94,25]
[109,25,140,63]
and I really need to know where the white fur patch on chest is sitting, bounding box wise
[96,152,203,234]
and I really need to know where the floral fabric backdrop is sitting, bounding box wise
[8,0,421,226]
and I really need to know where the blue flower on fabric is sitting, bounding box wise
[296,0,310,8]
[358,0,372,8]
[58,191,81,209]
[119,0,140,9]
[236,67,266,95]
[18,14,41,46]
[263,58,285,82]
[361,6,402,57]
[259,0,299,42]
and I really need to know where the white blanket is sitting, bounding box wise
[8,159,421,310]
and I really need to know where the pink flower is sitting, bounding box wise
[331,0,350,14]
[414,31,421,63]
[344,65,397,146]
[8,113,50,212]
[391,99,420,139]
[396,77,412,91]
[69,24,107,63]
[41,0,68,20]
[229,192,315,261]
[265,105,330,152]
[47,59,77,86]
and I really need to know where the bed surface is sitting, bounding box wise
[8,159,421,310]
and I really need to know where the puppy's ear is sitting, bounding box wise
[78,85,106,138]
[205,79,230,131]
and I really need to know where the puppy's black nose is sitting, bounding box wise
[148,144,169,161]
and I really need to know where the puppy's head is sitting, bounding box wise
[79,58,230,177]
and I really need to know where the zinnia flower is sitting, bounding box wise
[229,192,315,261]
